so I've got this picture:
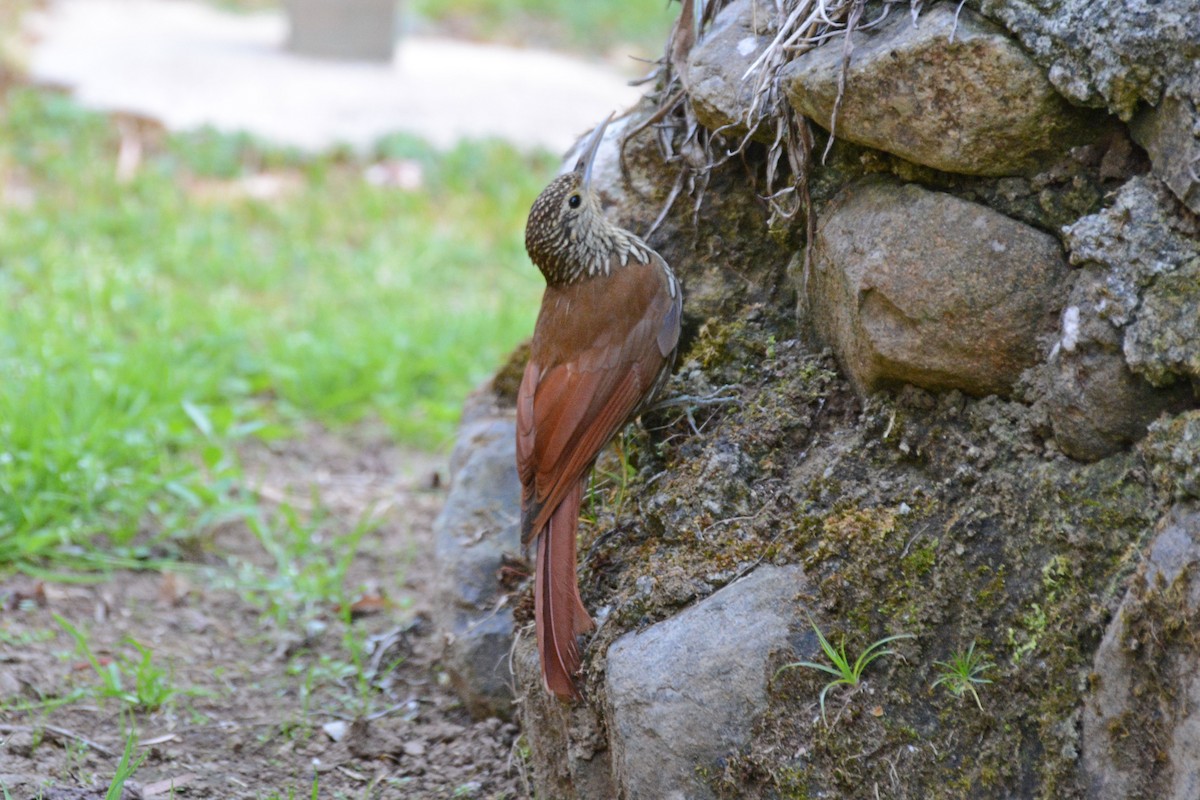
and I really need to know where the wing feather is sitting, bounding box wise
[518,256,677,545]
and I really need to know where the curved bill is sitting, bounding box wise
[576,112,614,190]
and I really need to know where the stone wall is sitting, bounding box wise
[432,1,1200,796]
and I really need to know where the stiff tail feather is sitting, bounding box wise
[534,479,594,700]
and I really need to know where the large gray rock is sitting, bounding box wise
[605,565,809,800]
[431,397,522,719]
[1131,96,1200,216]
[1041,176,1198,460]
[686,0,776,142]
[781,4,1105,176]
[1082,503,1200,799]
[806,180,1068,397]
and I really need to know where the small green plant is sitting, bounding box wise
[932,641,994,709]
[124,638,179,712]
[61,736,92,780]
[776,616,913,725]
[55,614,182,712]
[583,431,637,523]
[236,503,379,628]
[105,732,145,800]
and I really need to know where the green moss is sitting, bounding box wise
[901,540,938,576]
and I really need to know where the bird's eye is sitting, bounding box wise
[568,194,581,209]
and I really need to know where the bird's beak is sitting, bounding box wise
[577,112,614,190]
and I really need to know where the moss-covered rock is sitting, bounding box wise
[1082,503,1200,799]
[433,6,1200,797]
[515,297,1169,797]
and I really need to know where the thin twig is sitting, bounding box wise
[0,723,118,757]
[365,696,418,722]
[821,0,865,164]
[643,385,740,414]
[950,0,967,42]
[644,164,688,241]
[618,88,686,189]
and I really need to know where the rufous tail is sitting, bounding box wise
[534,479,594,700]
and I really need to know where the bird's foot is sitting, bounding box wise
[644,385,740,434]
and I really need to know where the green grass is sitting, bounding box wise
[776,616,913,726]
[0,86,553,568]
[54,613,196,712]
[105,733,146,800]
[233,503,378,626]
[931,641,994,709]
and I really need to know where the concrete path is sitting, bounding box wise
[25,0,647,153]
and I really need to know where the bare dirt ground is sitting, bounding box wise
[0,428,527,799]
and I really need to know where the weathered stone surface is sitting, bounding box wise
[687,0,776,142]
[513,638,615,800]
[1131,95,1200,215]
[431,396,521,719]
[512,565,812,800]
[1082,503,1200,799]
[781,4,1105,176]
[1040,176,1199,460]
[1063,178,1200,339]
[1146,411,1200,501]
[605,565,808,800]
[1041,310,1182,462]
[1125,257,1200,387]
[806,180,1068,397]
[980,0,1200,120]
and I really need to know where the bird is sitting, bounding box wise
[518,113,682,700]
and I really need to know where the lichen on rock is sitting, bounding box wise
[1082,503,1200,799]
[1032,176,1199,461]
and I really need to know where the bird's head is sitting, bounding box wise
[525,113,616,285]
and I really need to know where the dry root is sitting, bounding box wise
[626,0,918,234]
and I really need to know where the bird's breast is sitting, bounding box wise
[531,256,676,368]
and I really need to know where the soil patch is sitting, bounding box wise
[0,426,527,799]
